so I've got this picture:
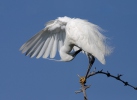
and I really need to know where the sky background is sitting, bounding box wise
[0,0,137,100]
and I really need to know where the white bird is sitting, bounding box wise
[20,16,112,64]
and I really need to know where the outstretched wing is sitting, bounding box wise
[20,19,66,59]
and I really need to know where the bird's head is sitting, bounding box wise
[59,48,82,62]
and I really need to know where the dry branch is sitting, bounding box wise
[75,55,137,100]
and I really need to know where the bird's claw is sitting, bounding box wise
[79,77,86,84]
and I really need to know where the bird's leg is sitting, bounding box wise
[77,54,95,100]
[79,54,95,84]
[72,49,82,57]
[85,54,95,79]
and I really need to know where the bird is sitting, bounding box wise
[20,16,112,64]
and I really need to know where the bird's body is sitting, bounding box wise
[20,16,112,64]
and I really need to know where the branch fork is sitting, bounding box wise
[75,54,137,100]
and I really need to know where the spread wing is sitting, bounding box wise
[20,19,67,59]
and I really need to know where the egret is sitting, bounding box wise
[20,16,112,65]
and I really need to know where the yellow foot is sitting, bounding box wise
[79,77,86,84]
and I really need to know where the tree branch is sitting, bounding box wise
[88,69,137,90]
[75,55,136,100]
[75,67,137,100]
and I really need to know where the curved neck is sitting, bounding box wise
[59,46,74,62]
[59,46,81,62]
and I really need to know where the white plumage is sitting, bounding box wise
[20,16,112,64]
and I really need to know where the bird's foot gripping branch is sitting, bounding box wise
[75,54,95,100]
[75,54,137,100]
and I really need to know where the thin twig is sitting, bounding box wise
[88,69,137,90]
[75,55,136,100]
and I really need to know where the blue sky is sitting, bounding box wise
[0,0,137,100]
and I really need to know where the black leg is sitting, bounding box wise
[72,49,82,57]
[85,54,95,81]
[77,54,95,100]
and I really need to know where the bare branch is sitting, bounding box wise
[88,69,137,90]
[75,56,136,100]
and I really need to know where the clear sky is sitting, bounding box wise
[0,0,137,100]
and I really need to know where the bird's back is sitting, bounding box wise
[66,18,112,64]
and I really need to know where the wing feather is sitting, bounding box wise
[36,36,51,58]
[20,18,68,59]
[21,31,43,53]
[50,34,57,58]
[25,37,43,56]
[43,34,54,58]
[20,31,42,51]
[30,40,45,58]
[36,33,50,58]
[25,31,49,57]
[58,31,64,51]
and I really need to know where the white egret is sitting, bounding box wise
[20,16,112,64]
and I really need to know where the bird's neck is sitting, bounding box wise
[59,46,74,62]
